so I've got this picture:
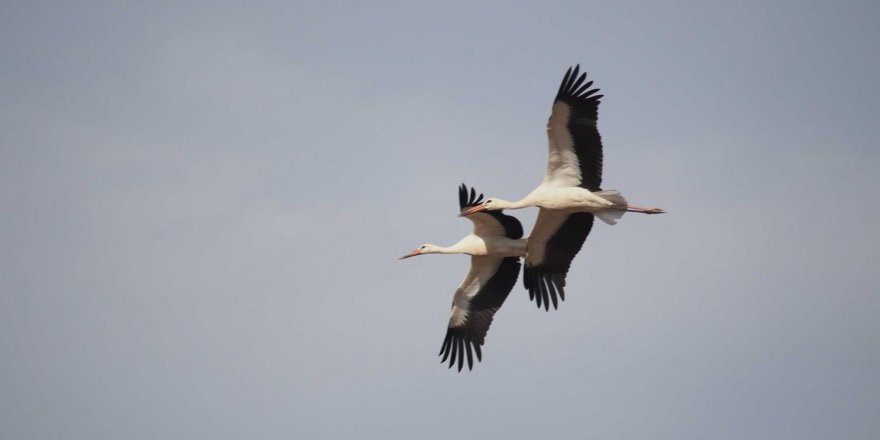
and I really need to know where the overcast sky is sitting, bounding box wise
[2,1,879,439]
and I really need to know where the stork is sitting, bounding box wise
[461,65,665,311]
[400,184,525,371]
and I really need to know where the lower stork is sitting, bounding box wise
[400,184,525,371]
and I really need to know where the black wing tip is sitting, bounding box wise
[438,332,482,372]
[437,257,521,372]
[458,183,524,239]
[523,266,567,311]
[555,64,602,103]
[458,183,485,210]
[523,213,593,309]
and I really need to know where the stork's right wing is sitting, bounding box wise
[523,209,594,310]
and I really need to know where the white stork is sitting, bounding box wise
[400,184,525,371]
[461,65,665,311]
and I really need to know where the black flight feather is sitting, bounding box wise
[553,64,604,192]
[438,257,521,371]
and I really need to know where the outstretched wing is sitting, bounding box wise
[523,209,594,310]
[459,183,523,239]
[439,256,521,371]
[544,65,604,191]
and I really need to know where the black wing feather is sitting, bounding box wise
[458,183,485,210]
[438,257,521,371]
[554,64,604,192]
[523,213,594,310]
[459,183,522,239]
[458,183,483,210]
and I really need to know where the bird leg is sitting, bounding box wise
[625,204,665,214]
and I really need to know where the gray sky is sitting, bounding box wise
[2,1,879,438]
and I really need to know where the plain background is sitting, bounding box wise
[2,1,879,439]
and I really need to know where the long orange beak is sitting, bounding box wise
[399,249,422,260]
[459,204,488,216]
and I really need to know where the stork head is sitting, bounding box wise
[483,198,502,211]
[399,244,437,260]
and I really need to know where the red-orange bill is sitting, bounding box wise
[460,204,487,216]
[399,249,421,260]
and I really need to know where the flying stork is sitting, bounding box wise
[400,184,525,371]
[461,65,665,311]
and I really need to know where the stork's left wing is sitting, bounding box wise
[439,256,521,371]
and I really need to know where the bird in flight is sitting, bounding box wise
[461,65,665,311]
[400,184,525,371]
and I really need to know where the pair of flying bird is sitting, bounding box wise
[400,65,665,371]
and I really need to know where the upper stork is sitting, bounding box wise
[461,65,665,311]
[400,184,525,371]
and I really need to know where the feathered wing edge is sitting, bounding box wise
[458,183,484,211]
[523,212,595,311]
[438,257,521,371]
[550,65,605,192]
[555,64,603,105]
[458,183,523,239]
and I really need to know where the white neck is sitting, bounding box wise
[424,244,465,255]
[425,234,486,255]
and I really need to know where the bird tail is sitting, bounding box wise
[595,190,626,225]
